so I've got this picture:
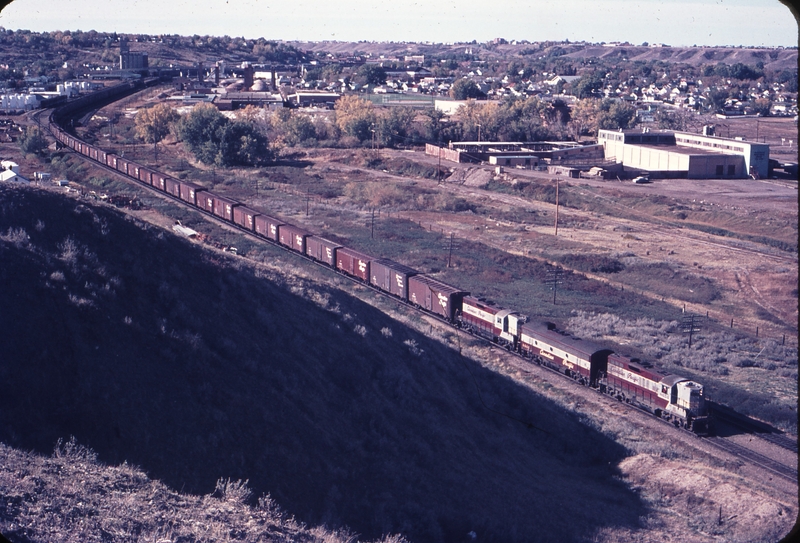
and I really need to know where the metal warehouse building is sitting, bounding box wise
[598,129,770,179]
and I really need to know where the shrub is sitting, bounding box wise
[0,226,29,247]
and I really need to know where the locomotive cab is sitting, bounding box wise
[494,310,526,347]
[659,375,710,433]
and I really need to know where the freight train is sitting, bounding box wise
[47,84,711,435]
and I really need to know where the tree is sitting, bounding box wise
[135,103,179,162]
[450,78,484,100]
[19,126,49,156]
[569,99,600,137]
[570,71,604,99]
[174,103,271,166]
[751,97,771,117]
[707,88,729,112]
[333,95,376,143]
[282,112,318,146]
[596,99,638,131]
[174,103,229,164]
[356,64,387,86]
[375,107,415,147]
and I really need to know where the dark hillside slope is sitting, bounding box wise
[0,185,644,542]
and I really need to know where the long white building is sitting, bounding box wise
[598,129,770,179]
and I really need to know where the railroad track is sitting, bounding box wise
[710,402,798,454]
[703,435,798,483]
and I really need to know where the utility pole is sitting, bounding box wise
[682,314,702,348]
[548,267,563,305]
[554,178,560,236]
[437,143,442,185]
[447,232,455,268]
[370,208,375,238]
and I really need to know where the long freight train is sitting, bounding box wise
[47,85,711,435]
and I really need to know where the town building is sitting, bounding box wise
[598,129,770,179]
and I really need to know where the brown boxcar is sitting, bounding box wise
[153,174,168,191]
[165,177,181,198]
[254,214,283,241]
[197,191,216,213]
[278,224,310,253]
[179,181,204,206]
[212,195,238,221]
[116,157,129,175]
[233,206,260,232]
[408,275,468,321]
[336,247,372,281]
[305,236,341,267]
[138,166,154,185]
[370,258,418,300]
[106,153,117,168]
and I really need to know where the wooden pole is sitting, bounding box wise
[554,179,559,236]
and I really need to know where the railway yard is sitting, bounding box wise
[2,84,798,542]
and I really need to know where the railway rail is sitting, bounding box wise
[709,401,798,454]
[703,435,798,483]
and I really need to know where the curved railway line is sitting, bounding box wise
[45,85,797,482]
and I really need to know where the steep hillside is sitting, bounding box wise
[0,184,643,542]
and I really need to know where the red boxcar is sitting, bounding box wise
[370,258,418,300]
[408,275,468,321]
[233,206,260,231]
[179,181,204,206]
[116,157,130,175]
[197,191,216,213]
[153,174,168,191]
[137,166,154,186]
[336,248,372,281]
[305,236,341,267]
[213,195,238,221]
[278,224,310,253]
[254,214,283,241]
[165,177,181,198]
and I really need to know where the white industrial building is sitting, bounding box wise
[598,129,770,179]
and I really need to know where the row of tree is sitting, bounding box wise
[264,94,639,150]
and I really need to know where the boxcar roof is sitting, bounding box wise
[409,275,468,295]
[371,258,419,275]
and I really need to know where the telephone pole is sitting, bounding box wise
[554,179,560,236]
[447,232,455,268]
[682,314,703,348]
[548,267,563,305]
